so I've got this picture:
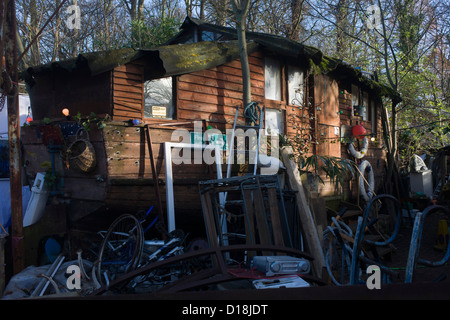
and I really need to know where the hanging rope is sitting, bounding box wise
[243,101,261,126]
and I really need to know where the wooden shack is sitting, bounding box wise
[20,17,400,245]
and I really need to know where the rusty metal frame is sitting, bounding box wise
[92,244,325,296]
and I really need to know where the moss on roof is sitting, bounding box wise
[151,40,259,77]
[23,16,401,102]
[22,40,258,84]
[171,16,401,102]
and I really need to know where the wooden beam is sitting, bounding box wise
[281,146,325,278]
[5,0,24,274]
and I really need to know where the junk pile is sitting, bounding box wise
[2,146,450,298]
[1,146,328,298]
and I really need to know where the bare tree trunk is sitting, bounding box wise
[200,0,206,20]
[70,0,79,57]
[138,0,144,20]
[335,0,349,58]
[214,0,228,26]
[29,0,41,66]
[289,0,304,41]
[52,0,62,61]
[5,0,24,275]
[130,0,137,20]
[102,0,112,48]
[185,0,193,17]
[231,0,251,107]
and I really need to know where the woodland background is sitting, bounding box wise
[16,0,450,170]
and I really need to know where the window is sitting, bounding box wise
[371,100,377,133]
[288,65,304,106]
[264,57,281,101]
[351,84,359,109]
[144,77,175,119]
[200,31,225,42]
[265,108,284,135]
[362,92,369,121]
[351,85,369,119]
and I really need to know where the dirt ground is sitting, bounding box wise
[377,207,450,284]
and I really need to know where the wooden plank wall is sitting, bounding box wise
[29,71,111,120]
[103,124,219,213]
[176,51,265,130]
[20,123,109,222]
[111,63,144,121]
[339,84,386,198]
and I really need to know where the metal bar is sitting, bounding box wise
[30,255,65,297]
[405,205,450,282]
[405,212,424,283]
[144,126,165,231]
[253,105,264,175]
[225,106,239,179]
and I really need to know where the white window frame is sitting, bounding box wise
[264,57,282,101]
[288,65,305,106]
[164,142,223,232]
[144,77,175,120]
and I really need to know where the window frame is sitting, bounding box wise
[143,76,177,122]
[263,56,307,135]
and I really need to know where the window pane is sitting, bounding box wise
[351,84,359,107]
[144,77,174,119]
[265,108,284,134]
[371,100,377,133]
[288,65,304,106]
[362,92,369,121]
[265,57,281,101]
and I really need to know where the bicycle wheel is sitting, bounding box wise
[97,214,144,286]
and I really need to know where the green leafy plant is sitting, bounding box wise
[299,154,357,191]
[130,17,180,48]
[280,134,357,191]
[74,112,106,131]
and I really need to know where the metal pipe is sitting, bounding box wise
[405,205,450,283]
[30,255,65,297]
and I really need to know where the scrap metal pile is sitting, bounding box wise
[2,147,450,298]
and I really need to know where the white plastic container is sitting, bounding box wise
[410,170,433,197]
[23,172,49,227]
